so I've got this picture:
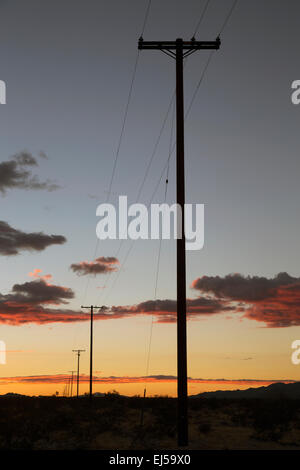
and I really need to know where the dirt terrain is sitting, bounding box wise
[0,393,300,450]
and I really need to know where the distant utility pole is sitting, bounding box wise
[138,36,221,447]
[68,370,75,397]
[81,305,103,399]
[72,349,85,397]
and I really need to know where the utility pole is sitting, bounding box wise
[81,305,103,399]
[138,36,220,447]
[68,370,75,397]
[72,349,85,398]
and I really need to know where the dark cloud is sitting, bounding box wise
[106,296,230,323]
[192,272,300,328]
[70,256,119,276]
[10,279,74,305]
[4,270,300,328]
[192,272,297,301]
[0,151,59,195]
[0,276,230,325]
[0,221,66,255]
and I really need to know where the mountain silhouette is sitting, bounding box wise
[190,382,300,399]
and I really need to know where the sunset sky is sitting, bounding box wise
[1,0,300,397]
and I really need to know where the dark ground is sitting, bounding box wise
[1,393,300,450]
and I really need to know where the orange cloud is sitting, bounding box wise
[2,271,300,328]
[192,272,300,328]
[0,276,232,325]
[28,269,52,282]
[0,277,86,325]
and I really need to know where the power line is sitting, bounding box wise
[136,92,176,202]
[96,0,240,383]
[96,68,191,307]
[105,0,153,205]
[187,0,239,117]
[144,100,175,388]
[147,101,175,369]
[193,0,212,37]
[96,91,177,306]
[99,108,177,306]
[139,36,221,448]
[102,46,217,305]
[95,3,222,305]
[185,49,215,117]
[106,53,140,205]
[194,0,239,38]
[139,112,174,427]
[99,1,240,391]
[141,0,153,37]
[80,0,153,307]
[81,51,139,305]
[141,1,240,439]
[105,0,215,307]
[95,68,196,309]
[219,0,239,35]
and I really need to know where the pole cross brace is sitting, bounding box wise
[138,37,221,59]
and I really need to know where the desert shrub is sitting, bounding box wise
[198,422,211,434]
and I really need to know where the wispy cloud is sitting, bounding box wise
[0,374,295,387]
[28,269,52,281]
[70,257,119,276]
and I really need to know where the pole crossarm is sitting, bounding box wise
[81,306,103,309]
[138,37,221,58]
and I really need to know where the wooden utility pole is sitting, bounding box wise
[81,305,102,399]
[68,370,75,397]
[72,349,85,397]
[138,36,221,446]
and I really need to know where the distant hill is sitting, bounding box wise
[190,382,300,400]
[1,383,300,400]
[0,392,117,399]
[0,392,28,398]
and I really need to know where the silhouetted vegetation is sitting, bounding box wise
[0,394,300,449]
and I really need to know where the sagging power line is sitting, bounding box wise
[100,0,240,326]
[81,0,153,308]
